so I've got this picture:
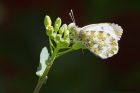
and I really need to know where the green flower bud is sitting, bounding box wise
[44,15,52,27]
[46,26,53,36]
[64,38,70,45]
[60,24,69,39]
[55,34,62,41]
[63,24,67,30]
[54,17,61,32]
[60,38,64,42]
[60,38,70,47]
[54,24,59,32]
[64,30,69,39]
[68,23,76,33]
[50,33,57,40]
[59,24,66,34]
[59,26,64,34]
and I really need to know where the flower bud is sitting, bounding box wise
[60,38,64,43]
[44,15,52,28]
[64,30,69,39]
[50,33,57,40]
[55,34,62,41]
[64,38,70,46]
[59,24,66,34]
[46,26,53,36]
[60,38,70,47]
[54,17,61,32]
[68,23,76,33]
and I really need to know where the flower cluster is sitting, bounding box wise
[44,15,85,50]
[45,16,71,48]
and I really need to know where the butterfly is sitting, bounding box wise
[69,10,123,59]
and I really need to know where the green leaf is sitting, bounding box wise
[36,47,49,77]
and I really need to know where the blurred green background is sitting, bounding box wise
[0,0,140,93]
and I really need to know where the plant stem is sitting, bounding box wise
[33,47,59,93]
[57,48,74,58]
[49,36,54,55]
[33,78,46,93]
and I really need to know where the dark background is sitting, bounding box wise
[0,0,140,93]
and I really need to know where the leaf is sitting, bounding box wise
[36,47,49,77]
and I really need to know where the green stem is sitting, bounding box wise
[57,48,74,58]
[49,36,54,55]
[33,47,59,93]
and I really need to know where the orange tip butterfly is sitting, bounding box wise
[69,10,123,59]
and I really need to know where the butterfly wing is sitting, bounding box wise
[77,23,123,59]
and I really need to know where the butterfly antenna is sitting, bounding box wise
[69,9,75,23]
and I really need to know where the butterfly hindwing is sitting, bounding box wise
[76,23,123,59]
